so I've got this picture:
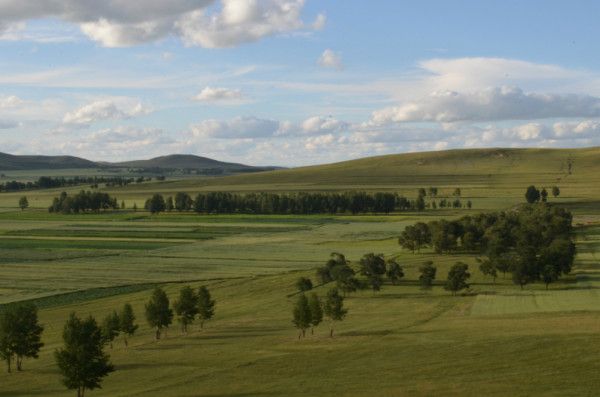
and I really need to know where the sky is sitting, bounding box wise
[1,0,600,166]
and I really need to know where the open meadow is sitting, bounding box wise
[1,148,600,396]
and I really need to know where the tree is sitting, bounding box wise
[359,253,387,292]
[308,293,323,335]
[120,200,126,210]
[323,288,347,337]
[18,196,28,211]
[165,196,174,211]
[295,277,313,292]
[119,304,137,347]
[386,259,404,285]
[418,261,437,289]
[540,264,559,290]
[453,188,462,197]
[477,258,497,284]
[197,286,215,329]
[145,194,166,214]
[445,262,471,295]
[540,188,548,202]
[292,294,311,338]
[55,313,114,397]
[0,303,44,373]
[398,222,431,253]
[525,185,541,204]
[175,192,193,211]
[174,286,199,333]
[552,186,560,198]
[101,311,120,349]
[132,202,138,212]
[145,287,173,340]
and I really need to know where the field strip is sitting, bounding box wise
[0,235,192,243]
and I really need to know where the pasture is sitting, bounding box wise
[1,147,600,396]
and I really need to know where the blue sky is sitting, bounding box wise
[1,0,600,166]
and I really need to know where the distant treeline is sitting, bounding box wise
[144,191,472,215]
[0,176,149,192]
[48,191,118,213]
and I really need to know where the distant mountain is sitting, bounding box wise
[0,152,279,173]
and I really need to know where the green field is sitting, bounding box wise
[1,148,600,396]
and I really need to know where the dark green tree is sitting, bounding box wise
[386,259,404,285]
[165,196,174,211]
[174,286,199,333]
[145,194,166,214]
[477,258,497,284]
[295,277,313,292]
[18,196,28,211]
[145,287,173,340]
[540,188,548,202]
[292,294,311,338]
[197,286,215,329]
[398,222,431,253]
[0,303,44,373]
[418,261,437,289]
[359,253,387,292]
[525,185,541,204]
[119,304,137,347]
[54,313,114,397]
[308,293,323,335]
[445,262,471,295]
[552,186,560,198]
[324,288,347,338]
[101,311,120,349]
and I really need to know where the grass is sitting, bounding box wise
[2,147,600,396]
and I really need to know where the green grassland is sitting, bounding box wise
[2,147,600,396]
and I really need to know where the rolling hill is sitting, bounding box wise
[0,152,278,173]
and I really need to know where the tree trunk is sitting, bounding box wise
[302,329,306,338]
[311,327,314,335]
[124,336,128,347]
[6,355,11,373]
[200,321,204,329]
[16,356,22,371]
[155,327,161,340]
[330,327,334,338]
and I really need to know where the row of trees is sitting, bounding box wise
[0,176,144,193]
[525,185,560,204]
[144,191,470,215]
[293,289,346,338]
[48,191,119,213]
[399,203,575,289]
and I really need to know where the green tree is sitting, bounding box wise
[453,188,462,197]
[120,200,126,210]
[324,288,347,338]
[119,304,137,347]
[292,294,312,338]
[418,261,437,289]
[145,287,173,340]
[525,185,541,204]
[174,286,199,333]
[54,313,114,397]
[308,293,323,335]
[552,186,560,198]
[295,277,313,292]
[359,253,386,292]
[398,222,431,253]
[477,258,497,284]
[101,311,120,349]
[18,196,28,211]
[0,303,44,373]
[386,259,404,285]
[540,188,548,202]
[445,262,471,295]
[145,194,166,214]
[165,196,174,211]
[197,286,215,329]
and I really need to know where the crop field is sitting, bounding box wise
[1,148,600,396]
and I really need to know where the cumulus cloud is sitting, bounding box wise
[312,13,326,30]
[318,49,343,70]
[0,95,24,109]
[0,0,315,47]
[190,116,284,139]
[370,86,600,124]
[63,99,150,126]
[193,86,244,104]
[300,116,349,134]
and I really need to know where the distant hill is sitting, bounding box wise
[0,152,278,173]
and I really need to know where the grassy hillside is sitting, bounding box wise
[0,152,96,170]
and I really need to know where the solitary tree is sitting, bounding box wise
[386,259,404,285]
[418,261,437,289]
[525,185,541,204]
[292,294,312,339]
[0,303,44,373]
[308,293,323,335]
[145,287,173,340]
[55,313,114,397]
[101,311,120,349]
[540,188,548,203]
[119,304,137,347]
[197,286,215,329]
[174,286,199,333]
[295,277,313,292]
[552,186,560,198]
[445,262,471,295]
[323,288,347,338]
[18,196,28,211]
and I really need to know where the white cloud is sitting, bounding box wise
[370,86,600,124]
[312,13,326,30]
[304,133,335,150]
[318,49,343,70]
[63,99,150,127]
[0,0,315,47]
[301,116,348,134]
[0,95,24,109]
[193,86,244,104]
[190,116,284,139]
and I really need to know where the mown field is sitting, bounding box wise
[1,147,600,396]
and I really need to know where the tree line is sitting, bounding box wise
[398,202,575,289]
[0,176,142,193]
[48,191,119,213]
[143,190,474,215]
